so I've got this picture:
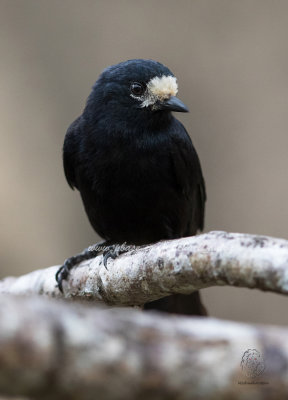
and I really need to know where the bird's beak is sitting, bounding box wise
[157,96,189,113]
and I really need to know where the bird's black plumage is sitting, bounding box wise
[59,59,207,315]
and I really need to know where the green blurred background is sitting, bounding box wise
[1,0,288,325]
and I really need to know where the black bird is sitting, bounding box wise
[56,59,207,315]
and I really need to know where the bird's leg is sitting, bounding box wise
[56,240,110,292]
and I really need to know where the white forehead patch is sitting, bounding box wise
[147,75,178,100]
[136,75,178,108]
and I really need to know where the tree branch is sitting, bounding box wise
[1,232,288,399]
[1,231,288,304]
[0,295,287,400]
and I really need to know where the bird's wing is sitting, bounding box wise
[170,122,206,234]
[63,116,82,190]
[194,172,206,232]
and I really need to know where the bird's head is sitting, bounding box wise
[86,59,188,129]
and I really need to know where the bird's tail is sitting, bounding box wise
[143,291,207,316]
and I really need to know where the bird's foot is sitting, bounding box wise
[55,240,108,293]
[103,243,130,269]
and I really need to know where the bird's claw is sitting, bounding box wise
[103,245,123,269]
[55,264,68,293]
[55,242,126,292]
[55,256,77,293]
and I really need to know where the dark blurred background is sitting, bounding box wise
[1,0,288,325]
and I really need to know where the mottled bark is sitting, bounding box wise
[0,231,288,305]
[0,295,287,400]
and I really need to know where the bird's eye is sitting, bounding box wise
[130,82,145,96]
